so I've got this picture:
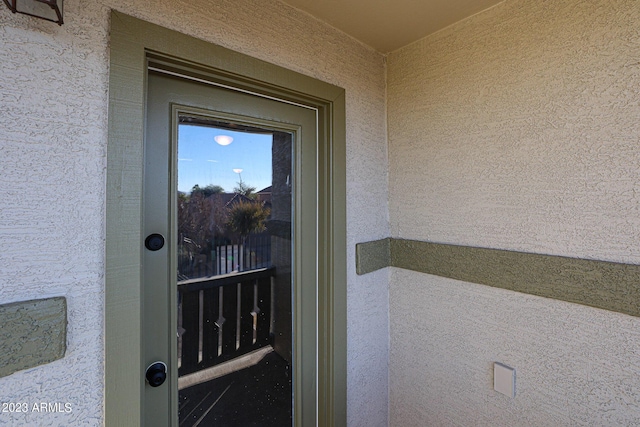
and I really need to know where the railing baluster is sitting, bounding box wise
[216,245,220,275]
[177,290,183,369]
[239,280,255,349]
[198,290,204,363]
[251,282,259,345]
[236,283,242,349]
[202,288,218,365]
[269,276,275,336]
[221,281,238,356]
[179,290,200,375]
[215,287,225,358]
[257,274,271,345]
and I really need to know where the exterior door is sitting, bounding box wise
[143,70,318,426]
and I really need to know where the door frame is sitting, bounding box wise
[106,11,346,426]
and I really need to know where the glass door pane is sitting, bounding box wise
[175,116,293,426]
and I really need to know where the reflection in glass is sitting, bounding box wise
[176,117,293,426]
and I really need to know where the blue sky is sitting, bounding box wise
[178,124,273,193]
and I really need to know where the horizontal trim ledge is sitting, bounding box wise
[0,297,67,378]
[356,238,640,318]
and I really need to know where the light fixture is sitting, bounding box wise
[3,0,63,25]
[214,135,233,146]
[233,168,243,183]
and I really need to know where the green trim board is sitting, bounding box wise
[0,297,67,378]
[356,238,640,318]
[355,238,390,276]
[107,11,347,426]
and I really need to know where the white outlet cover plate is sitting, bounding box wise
[494,362,515,398]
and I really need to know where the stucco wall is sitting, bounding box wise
[0,1,389,425]
[387,0,640,425]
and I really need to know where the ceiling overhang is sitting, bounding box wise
[279,0,504,53]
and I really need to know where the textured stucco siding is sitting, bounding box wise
[387,0,640,425]
[390,268,640,426]
[388,0,640,261]
[0,1,389,425]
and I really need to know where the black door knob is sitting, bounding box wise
[145,361,167,387]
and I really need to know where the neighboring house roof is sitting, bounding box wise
[223,192,254,208]
[256,186,272,205]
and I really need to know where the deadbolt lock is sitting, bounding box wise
[145,233,165,251]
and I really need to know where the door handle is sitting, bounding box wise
[145,361,167,387]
